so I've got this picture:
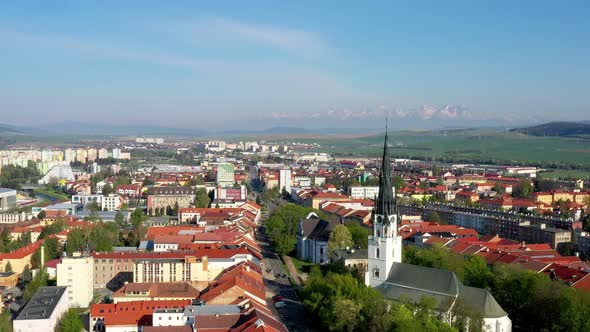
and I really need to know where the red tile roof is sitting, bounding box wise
[0,239,44,260]
[90,300,191,327]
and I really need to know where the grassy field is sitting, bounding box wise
[291,129,590,169]
[538,169,590,180]
[33,188,70,201]
[289,256,316,274]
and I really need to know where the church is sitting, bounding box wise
[366,129,512,332]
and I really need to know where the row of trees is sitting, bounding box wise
[301,266,457,332]
[265,204,318,256]
[0,161,40,190]
[0,228,32,253]
[66,208,148,253]
[404,245,590,331]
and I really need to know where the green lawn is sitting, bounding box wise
[34,188,70,201]
[289,256,316,274]
[538,169,590,180]
[290,129,590,168]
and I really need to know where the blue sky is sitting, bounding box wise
[1,1,589,130]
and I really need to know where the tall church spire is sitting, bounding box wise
[373,121,396,223]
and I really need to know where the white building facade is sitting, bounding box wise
[57,256,94,308]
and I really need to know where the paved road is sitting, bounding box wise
[257,225,315,331]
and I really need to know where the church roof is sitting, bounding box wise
[373,126,398,224]
[458,284,508,318]
[376,262,460,311]
[376,263,507,318]
[300,217,341,242]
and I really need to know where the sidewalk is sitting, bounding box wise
[282,255,302,286]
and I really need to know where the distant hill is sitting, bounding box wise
[0,124,23,135]
[511,121,590,137]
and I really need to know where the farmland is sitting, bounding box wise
[290,129,590,177]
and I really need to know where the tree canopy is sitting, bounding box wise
[194,188,211,208]
[56,308,84,332]
[345,222,369,249]
[404,245,590,331]
[328,224,353,255]
[301,266,457,332]
[265,204,317,256]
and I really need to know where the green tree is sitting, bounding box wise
[37,210,46,219]
[101,183,113,195]
[22,265,32,283]
[56,308,84,332]
[20,231,32,246]
[345,222,369,249]
[38,219,66,239]
[4,261,12,272]
[173,201,180,216]
[392,175,405,190]
[428,211,442,223]
[516,178,533,198]
[463,255,493,289]
[114,211,126,228]
[301,266,456,332]
[23,270,48,302]
[0,311,12,332]
[194,188,211,208]
[31,247,43,269]
[493,182,505,194]
[328,224,353,255]
[265,204,316,256]
[66,228,87,255]
[130,208,147,228]
[44,237,60,261]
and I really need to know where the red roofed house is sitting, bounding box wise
[116,184,142,198]
[0,239,44,274]
[303,190,350,209]
[199,261,266,306]
[90,299,191,332]
[112,282,200,303]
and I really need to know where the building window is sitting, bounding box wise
[376,248,380,259]
[374,268,379,278]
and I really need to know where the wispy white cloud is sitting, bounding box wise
[0,26,358,102]
[167,17,330,57]
[1,28,234,73]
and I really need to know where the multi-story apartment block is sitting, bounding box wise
[147,195,193,215]
[216,163,235,187]
[57,255,94,308]
[518,224,572,249]
[92,249,258,290]
[101,194,123,211]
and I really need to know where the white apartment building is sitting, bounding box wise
[72,194,103,206]
[112,148,121,159]
[101,194,123,211]
[349,186,381,199]
[64,149,76,163]
[98,148,109,159]
[279,168,291,192]
[57,255,94,308]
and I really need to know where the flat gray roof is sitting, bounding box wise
[0,188,16,195]
[183,305,241,316]
[15,286,67,321]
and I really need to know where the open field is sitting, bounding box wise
[289,129,590,177]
